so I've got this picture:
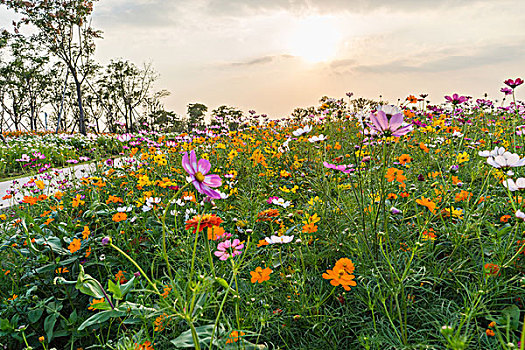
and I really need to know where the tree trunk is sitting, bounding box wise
[72,72,86,135]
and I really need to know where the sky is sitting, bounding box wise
[1,0,525,118]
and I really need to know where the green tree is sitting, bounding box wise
[187,103,208,129]
[2,0,102,135]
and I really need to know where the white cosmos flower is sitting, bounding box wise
[292,125,312,137]
[265,235,294,244]
[479,146,506,158]
[503,178,525,192]
[516,210,525,220]
[377,105,402,116]
[272,198,292,208]
[117,206,133,212]
[308,134,327,143]
[487,152,525,170]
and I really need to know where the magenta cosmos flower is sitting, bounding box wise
[182,150,222,199]
[444,93,468,104]
[367,106,413,137]
[504,78,524,89]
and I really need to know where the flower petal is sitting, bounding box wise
[203,174,222,188]
[197,158,211,175]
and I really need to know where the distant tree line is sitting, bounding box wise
[0,0,238,134]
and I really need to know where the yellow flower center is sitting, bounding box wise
[195,172,205,182]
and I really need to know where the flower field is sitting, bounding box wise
[2,85,525,349]
[0,132,126,179]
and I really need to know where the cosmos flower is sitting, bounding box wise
[182,150,222,199]
[292,125,312,137]
[444,94,468,104]
[214,239,244,260]
[486,152,525,174]
[367,106,413,137]
[502,178,525,192]
[265,235,294,244]
[504,78,524,89]
[478,147,506,158]
[308,134,327,143]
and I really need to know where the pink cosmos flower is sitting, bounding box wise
[214,239,244,260]
[367,109,413,137]
[504,78,524,89]
[501,87,513,95]
[444,94,468,104]
[182,150,222,199]
[323,161,355,173]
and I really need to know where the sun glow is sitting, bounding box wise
[288,16,341,63]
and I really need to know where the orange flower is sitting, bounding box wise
[500,215,511,223]
[256,209,280,222]
[22,196,38,205]
[68,238,81,253]
[398,154,412,165]
[160,285,171,298]
[385,168,406,184]
[185,214,223,233]
[250,266,272,283]
[257,239,269,247]
[82,226,91,240]
[85,246,92,258]
[112,212,127,222]
[484,263,500,276]
[419,142,429,153]
[207,225,225,240]
[135,341,154,350]
[302,222,318,233]
[43,217,54,225]
[486,329,495,337]
[416,197,436,214]
[406,95,417,103]
[154,314,169,332]
[334,258,355,275]
[422,228,436,241]
[322,266,356,291]
[72,194,85,207]
[115,270,127,283]
[226,330,246,344]
[88,298,105,310]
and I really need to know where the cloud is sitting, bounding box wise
[94,0,182,28]
[330,41,525,75]
[225,54,295,67]
[204,0,500,16]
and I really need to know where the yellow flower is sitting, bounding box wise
[456,152,469,164]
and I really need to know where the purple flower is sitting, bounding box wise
[504,78,524,89]
[444,94,467,105]
[214,239,244,260]
[367,107,413,137]
[182,150,222,199]
[501,87,513,95]
[101,237,111,246]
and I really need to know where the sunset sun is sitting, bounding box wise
[288,16,341,63]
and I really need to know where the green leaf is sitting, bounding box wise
[28,308,44,323]
[77,309,125,331]
[108,279,122,300]
[499,305,520,330]
[120,276,135,298]
[171,324,219,348]
[0,318,13,331]
[75,265,105,299]
[44,314,57,342]
[43,236,69,255]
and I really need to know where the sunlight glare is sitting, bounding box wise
[288,16,341,63]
